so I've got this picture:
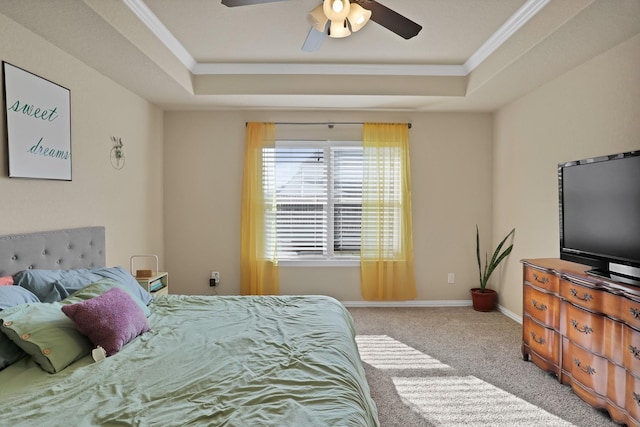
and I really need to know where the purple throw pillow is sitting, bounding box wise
[61,287,150,356]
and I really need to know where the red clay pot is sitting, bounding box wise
[470,288,497,312]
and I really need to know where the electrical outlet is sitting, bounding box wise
[210,271,220,287]
[447,273,455,284]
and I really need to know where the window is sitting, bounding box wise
[263,141,362,262]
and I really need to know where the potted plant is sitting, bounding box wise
[472,225,516,311]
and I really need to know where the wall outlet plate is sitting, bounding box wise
[210,271,220,287]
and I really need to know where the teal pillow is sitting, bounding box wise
[0,335,25,371]
[68,279,151,317]
[0,279,151,373]
[89,267,152,305]
[0,301,93,373]
[13,268,94,302]
[0,286,40,310]
[0,286,40,370]
[13,267,152,305]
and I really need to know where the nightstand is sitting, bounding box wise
[136,272,169,296]
[130,255,168,297]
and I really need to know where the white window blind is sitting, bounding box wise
[332,146,362,255]
[263,141,362,260]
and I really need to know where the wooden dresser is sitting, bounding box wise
[522,258,640,426]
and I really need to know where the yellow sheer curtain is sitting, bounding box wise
[240,122,279,295]
[360,123,417,300]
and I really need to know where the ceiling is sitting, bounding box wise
[1,0,639,111]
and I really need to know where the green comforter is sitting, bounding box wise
[0,295,379,426]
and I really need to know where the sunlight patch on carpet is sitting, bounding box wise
[392,376,576,427]
[355,335,452,370]
[355,335,576,427]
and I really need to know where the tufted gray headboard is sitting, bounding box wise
[0,227,105,277]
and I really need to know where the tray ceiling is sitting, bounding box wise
[1,0,638,111]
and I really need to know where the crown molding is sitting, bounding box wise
[192,62,467,76]
[463,0,550,73]
[124,0,548,77]
[123,0,196,70]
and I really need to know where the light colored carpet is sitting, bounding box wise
[348,307,618,427]
[356,335,575,427]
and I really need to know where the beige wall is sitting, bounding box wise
[493,34,640,317]
[164,110,493,300]
[8,9,636,311]
[0,13,165,269]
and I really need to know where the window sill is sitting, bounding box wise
[278,259,360,267]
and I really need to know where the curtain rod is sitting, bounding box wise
[246,121,412,129]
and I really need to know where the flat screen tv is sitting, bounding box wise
[558,150,640,285]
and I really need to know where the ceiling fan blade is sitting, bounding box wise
[221,0,288,7]
[302,27,326,52]
[356,0,422,39]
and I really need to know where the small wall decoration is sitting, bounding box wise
[3,62,72,180]
[110,136,125,170]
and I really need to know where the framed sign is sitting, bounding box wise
[3,62,71,180]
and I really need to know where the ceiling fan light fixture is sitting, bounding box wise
[347,4,371,32]
[328,19,351,38]
[308,4,329,32]
[323,0,350,21]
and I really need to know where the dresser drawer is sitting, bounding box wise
[560,280,605,312]
[524,284,560,330]
[523,316,559,363]
[622,297,640,332]
[562,303,606,355]
[626,372,640,426]
[624,325,640,376]
[524,266,559,293]
[563,341,608,397]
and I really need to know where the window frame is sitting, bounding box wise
[270,139,362,267]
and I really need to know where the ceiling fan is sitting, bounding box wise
[221,0,422,51]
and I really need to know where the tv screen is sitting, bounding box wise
[559,151,640,282]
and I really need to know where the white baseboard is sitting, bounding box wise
[342,300,524,325]
[342,300,472,308]
[497,304,523,324]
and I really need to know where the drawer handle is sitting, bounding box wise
[569,288,593,302]
[634,392,640,406]
[570,319,593,335]
[573,357,596,375]
[532,273,549,285]
[531,299,547,311]
[530,331,545,345]
[631,307,640,319]
[630,345,640,360]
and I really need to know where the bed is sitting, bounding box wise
[0,227,379,426]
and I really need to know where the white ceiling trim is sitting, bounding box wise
[463,0,550,73]
[124,0,549,77]
[123,0,197,70]
[193,63,467,76]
